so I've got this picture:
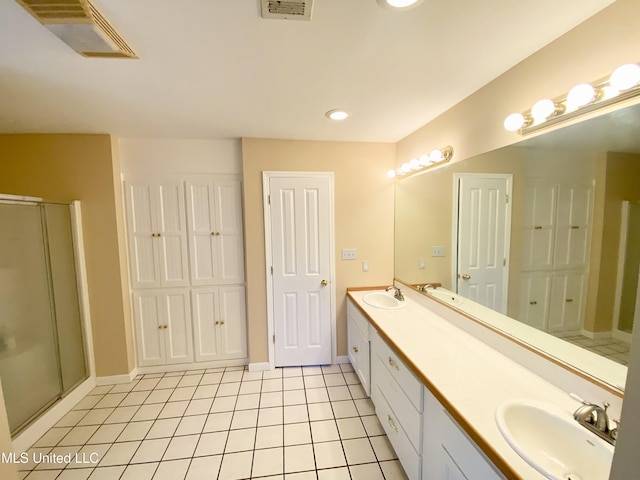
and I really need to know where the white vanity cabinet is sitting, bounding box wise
[422,387,504,480]
[347,301,371,395]
[371,329,423,480]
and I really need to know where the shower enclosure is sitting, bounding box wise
[0,196,88,435]
[615,201,640,334]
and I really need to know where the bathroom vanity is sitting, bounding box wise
[347,287,617,480]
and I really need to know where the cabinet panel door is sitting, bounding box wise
[554,185,591,269]
[191,287,221,362]
[348,319,370,396]
[214,180,245,284]
[549,271,586,333]
[157,182,190,287]
[163,289,194,364]
[522,182,556,270]
[126,184,161,289]
[217,286,248,359]
[518,273,552,331]
[186,181,219,285]
[132,291,165,366]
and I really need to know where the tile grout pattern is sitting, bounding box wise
[556,334,631,365]
[18,364,408,480]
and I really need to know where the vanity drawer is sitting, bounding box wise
[372,352,422,451]
[347,300,370,340]
[372,330,423,412]
[373,382,421,480]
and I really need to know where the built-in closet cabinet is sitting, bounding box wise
[125,174,247,369]
[520,179,592,333]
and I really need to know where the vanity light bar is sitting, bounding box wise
[504,62,640,135]
[387,146,453,179]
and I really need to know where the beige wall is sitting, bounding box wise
[0,134,134,376]
[242,138,395,363]
[396,0,640,169]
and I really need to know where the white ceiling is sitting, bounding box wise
[0,0,615,142]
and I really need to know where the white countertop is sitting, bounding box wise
[347,289,613,480]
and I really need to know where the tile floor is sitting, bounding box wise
[557,334,631,365]
[17,364,408,480]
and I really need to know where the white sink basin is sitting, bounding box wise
[363,292,406,310]
[425,288,463,306]
[496,400,613,480]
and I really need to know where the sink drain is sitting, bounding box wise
[564,474,583,480]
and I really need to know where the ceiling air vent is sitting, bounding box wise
[16,0,137,58]
[260,0,313,21]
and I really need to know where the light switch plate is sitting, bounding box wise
[362,260,369,272]
[431,246,446,257]
[341,249,357,260]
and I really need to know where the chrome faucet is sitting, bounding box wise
[571,394,618,445]
[420,283,438,291]
[386,286,405,301]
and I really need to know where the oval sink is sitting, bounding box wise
[363,292,406,310]
[496,400,613,480]
[425,288,463,306]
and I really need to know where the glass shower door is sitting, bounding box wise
[0,203,63,433]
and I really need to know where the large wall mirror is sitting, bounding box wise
[395,102,640,393]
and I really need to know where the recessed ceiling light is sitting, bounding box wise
[325,109,350,121]
[377,0,425,10]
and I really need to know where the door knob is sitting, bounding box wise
[321,279,328,286]
[459,273,471,280]
[352,346,358,353]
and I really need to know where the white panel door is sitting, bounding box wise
[522,181,557,270]
[132,290,165,366]
[163,289,193,364]
[270,176,332,366]
[554,184,592,269]
[156,182,190,287]
[126,184,161,289]
[549,271,586,333]
[518,272,552,331]
[214,180,245,284]
[456,175,511,314]
[191,287,221,362]
[217,286,248,359]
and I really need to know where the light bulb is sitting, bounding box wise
[409,158,420,170]
[567,83,596,110]
[400,163,410,173]
[601,85,620,101]
[385,0,421,7]
[504,113,525,132]
[325,109,349,120]
[531,99,556,122]
[418,154,430,166]
[387,169,396,179]
[429,149,443,162]
[610,63,640,91]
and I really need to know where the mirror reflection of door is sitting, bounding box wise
[455,174,512,314]
[614,201,640,336]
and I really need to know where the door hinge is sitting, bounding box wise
[505,194,509,204]
[270,266,273,275]
[272,334,275,344]
[503,258,507,267]
[268,194,271,205]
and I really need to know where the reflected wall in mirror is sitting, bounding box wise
[395,102,640,391]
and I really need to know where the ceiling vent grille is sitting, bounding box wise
[16,0,137,58]
[261,0,313,21]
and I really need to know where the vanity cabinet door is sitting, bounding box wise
[548,271,586,333]
[518,272,552,331]
[347,302,371,396]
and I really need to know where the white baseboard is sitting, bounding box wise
[335,355,350,364]
[580,330,613,340]
[95,368,139,386]
[248,362,271,372]
[613,329,633,344]
[13,376,96,454]
[137,358,247,376]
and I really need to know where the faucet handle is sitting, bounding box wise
[569,393,589,405]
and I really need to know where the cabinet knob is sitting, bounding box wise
[571,225,579,229]
[387,415,399,433]
[158,324,163,330]
[215,321,220,325]
[565,298,574,303]
[220,321,225,325]
[534,226,543,230]
[529,301,538,305]
[352,346,358,353]
[151,233,157,237]
[211,232,221,236]
[157,233,162,237]
[388,357,399,371]
[164,325,168,329]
